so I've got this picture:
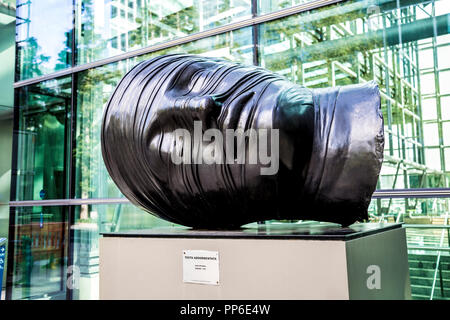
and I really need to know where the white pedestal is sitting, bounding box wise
[99,223,411,300]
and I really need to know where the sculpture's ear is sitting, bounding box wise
[274,86,315,171]
[275,86,314,133]
[303,81,383,224]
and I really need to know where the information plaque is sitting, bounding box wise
[183,250,219,285]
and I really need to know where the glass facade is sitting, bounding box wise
[16,0,73,80]
[8,203,175,300]
[8,206,69,300]
[6,0,450,300]
[76,0,252,64]
[14,77,71,201]
[258,0,317,14]
[70,202,175,300]
[75,62,125,199]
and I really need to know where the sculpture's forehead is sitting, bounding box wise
[133,55,287,113]
[161,57,265,94]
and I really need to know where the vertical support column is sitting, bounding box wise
[412,6,425,168]
[65,0,78,299]
[431,0,446,175]
[65,71,78,300]
[383,13,394,157]
[252,0,265,226]
[5,70,21,300]
[252,0,259,67]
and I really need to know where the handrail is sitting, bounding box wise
[8,187,450,207]
[430,212,448,300]
[408,246,450,252]
[372,188,450,198]
[404,224,450,229]
[406,222,450,299]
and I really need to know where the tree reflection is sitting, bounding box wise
[17,37,51,79]
[77,0,251,63]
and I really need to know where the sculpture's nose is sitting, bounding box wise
[174,95,221,128]
[153,94,222,132]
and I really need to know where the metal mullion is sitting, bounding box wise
[63,69,80,300]
[430,1,445,173]
[65,0,78,299]
[57,83,72,297]
[251,0,259,67]
[65,71,77,300]
[5,87,21,300]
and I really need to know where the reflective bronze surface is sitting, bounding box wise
[101,54,384,229]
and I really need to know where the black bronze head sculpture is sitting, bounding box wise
[101,54,384,229]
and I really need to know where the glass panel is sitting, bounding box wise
[418,48,434,70]
[71,203,177,300]
[258,0,450,189]
[75,61,127,199]
[136,26,254,64]
[442,96,450,120]
[16,0,73,81]
[8,206,69,300]
[439,71,450,94]
[445,148,450,167]
[367,196,450,300]
[8,203,176,300]
[258,0,316,15]
[75,0,252,65]
[0,110,13,289]
[0,17,15,109]
[423,122,439,146]
[14,77,71,201]
[422,98,437,120]
[0,109,13,204]
[368,197,449,223]
[443,121,450,146]
[424,148,442,171]
[75,27,253,199]
[420,73,435,95]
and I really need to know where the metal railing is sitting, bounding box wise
[430,213,449,300]
[8,188,450,207]
[404,222,450,300]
